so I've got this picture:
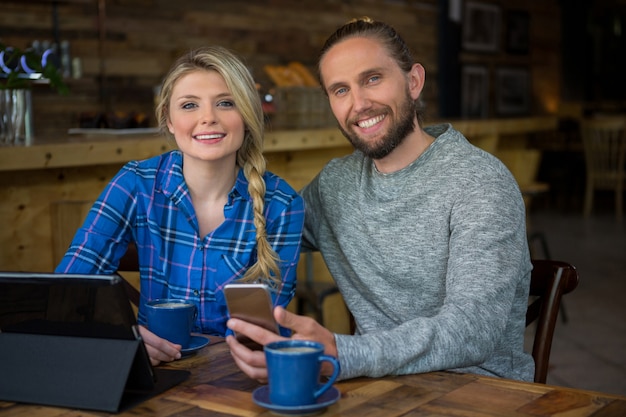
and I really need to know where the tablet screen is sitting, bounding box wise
[0,272,137,340]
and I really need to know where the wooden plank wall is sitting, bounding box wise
[1,0,560,139]
[1,0,437,138]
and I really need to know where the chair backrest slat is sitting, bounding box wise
[526,259,580,383]
[581,117,626,179]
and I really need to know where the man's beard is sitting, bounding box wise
[338,90,417,160]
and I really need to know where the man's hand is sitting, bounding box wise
[226,306,338,382]
[138,325,182,366]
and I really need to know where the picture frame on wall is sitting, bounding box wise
[461,65,489,118]
[462,1,501,53]
[506,10,530,54]
[495,67,530,116]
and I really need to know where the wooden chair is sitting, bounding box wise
[580,117,626,222]
[526,259,580,383]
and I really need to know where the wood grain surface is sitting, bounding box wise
[1,336,624,416]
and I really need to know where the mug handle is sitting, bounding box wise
[314,355,340,399]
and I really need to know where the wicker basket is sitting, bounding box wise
[270,86,336,129]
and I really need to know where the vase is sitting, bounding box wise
[0,89,34,145]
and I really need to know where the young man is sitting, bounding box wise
[227,17,534,382]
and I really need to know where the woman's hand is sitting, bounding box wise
[138,325,182,366]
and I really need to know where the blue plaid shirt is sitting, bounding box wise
[56,150,304,336]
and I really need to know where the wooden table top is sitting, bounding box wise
[1,336,624,416]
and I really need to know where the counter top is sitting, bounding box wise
[0,128,348,172]
[0,117,558,172]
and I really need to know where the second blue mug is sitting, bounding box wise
[265,340,340,406]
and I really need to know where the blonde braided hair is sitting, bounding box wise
[155,46,281,284]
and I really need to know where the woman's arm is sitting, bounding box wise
[55,164,138,274]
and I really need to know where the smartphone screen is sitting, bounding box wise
[224,283,279,348]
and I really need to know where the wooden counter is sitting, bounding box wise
[0,128,348,172]
[0,117,557,172]
[0,117,557,279]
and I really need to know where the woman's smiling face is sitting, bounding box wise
[167,69,245,165]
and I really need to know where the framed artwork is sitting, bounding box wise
[462,1,501,53]
[506,10,530,54]
[495,67,530,116]
[461,65,489,118]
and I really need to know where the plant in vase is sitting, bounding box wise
[0,43,69,145]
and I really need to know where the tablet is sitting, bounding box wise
[0,271,190,412]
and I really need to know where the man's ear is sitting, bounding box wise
[408,63,426,100]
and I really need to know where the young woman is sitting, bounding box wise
[56,46,304,364]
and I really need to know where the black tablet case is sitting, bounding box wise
[0,272,190,413]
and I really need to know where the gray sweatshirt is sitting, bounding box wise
[301,123,534,381]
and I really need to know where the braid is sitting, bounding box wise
[239,134,282,285]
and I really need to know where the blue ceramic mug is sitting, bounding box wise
[145,299,197,348]
[265,340,340,406]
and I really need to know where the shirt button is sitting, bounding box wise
[193,289,199,296]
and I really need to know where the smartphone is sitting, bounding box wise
[224,283,279,349]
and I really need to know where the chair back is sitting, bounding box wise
[580,117,626,188]
[581,116,626,180]
[580,117,626,221]
[526,259,579,383]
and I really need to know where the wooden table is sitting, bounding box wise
[1,336,624,417]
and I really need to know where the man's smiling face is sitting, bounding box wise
[320,36,418,159]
